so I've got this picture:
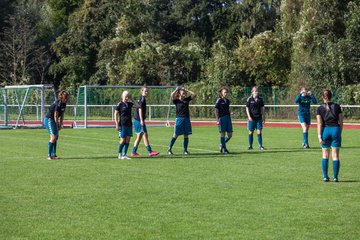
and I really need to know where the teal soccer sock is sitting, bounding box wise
[132,146,138,154]
[118,143,124,154]
[48,142,54,157]
[257,134,263,147]
[52,141,57,156]
[184,138,189,151]
[333,160,340,179]
[123,143,129,155]
[146,145,152,153]
[169,137,176,150]
[322,158,329,179]
[248,134,253,147]
[303,132,308,144]
[220,137,226,149]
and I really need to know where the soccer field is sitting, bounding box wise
[1,126,360,239]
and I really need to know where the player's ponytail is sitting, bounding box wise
[322,90,333,110]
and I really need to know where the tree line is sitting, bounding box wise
[0,0,359,104]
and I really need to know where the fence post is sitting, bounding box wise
[149,106,152,121]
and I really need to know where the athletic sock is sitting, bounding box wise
[132,146,138,154]
[184,138,189,152]
[118,143,124,155]
[303,132,308,145]
[168,137,176,150]
[248,134,253,147]
[123,143,129,156]
[333,160,340,179]
[48,142,54,157]
[322,158,329,179]
[225,136,230,143]
[52,141,57,156]
[220,137,226,149]
[146,145,152,153]
[257,134,263,147]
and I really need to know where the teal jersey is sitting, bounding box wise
[295,94,317,116]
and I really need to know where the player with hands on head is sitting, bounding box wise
[316,89,343,182]
[114,91,141,159]
[246,86,265,150]
[131,86,160,157]
[295,86,317,148]
[167,86,196,155]
[44,90,69,160]
[215,87,233,154]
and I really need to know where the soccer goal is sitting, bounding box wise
[73,85,177,128]
[0,84,56,129]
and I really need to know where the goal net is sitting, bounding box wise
[0,85,56,129]
[73,85,177,128]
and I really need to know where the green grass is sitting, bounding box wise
[1,126,360,239]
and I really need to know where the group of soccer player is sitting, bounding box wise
[44,86,343,182]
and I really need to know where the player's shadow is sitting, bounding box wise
[62,156,116,160]
[337,180,359,183]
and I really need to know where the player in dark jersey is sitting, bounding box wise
[316,90,343,182]
[44,90,68,160]
[114,91,140,159]
[295,87,317,148]
[131,86,160,157]
[167,87,196,155]
[215,87,233,154]
[246,86,265,150]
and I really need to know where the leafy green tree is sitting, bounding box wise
[51,0,123,90]
[290,0,350,91]
[235,31,291,87]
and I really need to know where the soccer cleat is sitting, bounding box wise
[52,156,59,160]
[149,151,160,157]
[323,177,330,182]
[118,153,122,159]
[47,156,57,160]
[224,149,230,154]
[183,151,190,155]
[303,144,310,149]
[248,146,253,150]
[259,146,265,150]
[333,178,339,182]
[121,155,131,160]
[131,153,140,157]
[167,149,173,155]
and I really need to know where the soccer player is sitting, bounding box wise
[316,90,343,182]
[295,87,317,148]
[114,91,140,159]
[131,86,160,157]
[246,86,265,150]
[44,90,69,160]
[167,87,196,155]
[215,87,232,154]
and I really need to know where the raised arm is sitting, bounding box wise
[171,87,179,101]
[186,89,196,99]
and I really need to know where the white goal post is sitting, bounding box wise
[0,84,56,129]
[73,85,177,128]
